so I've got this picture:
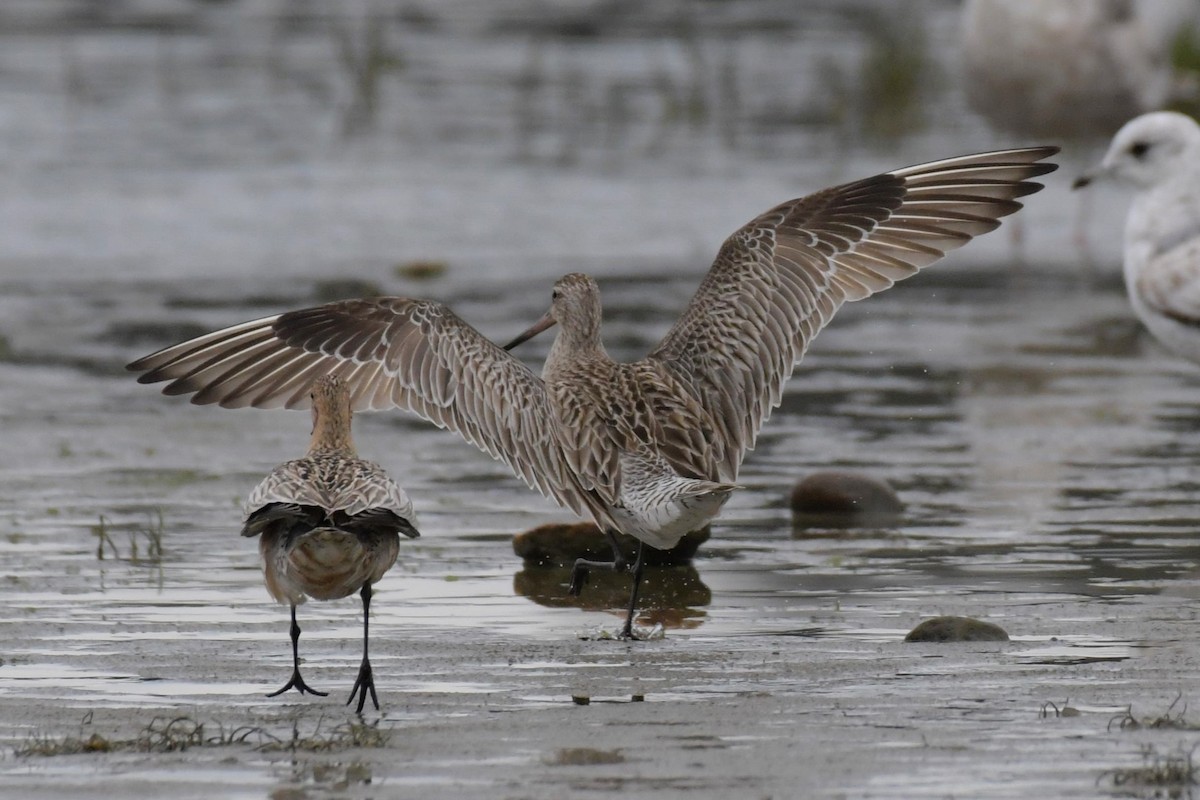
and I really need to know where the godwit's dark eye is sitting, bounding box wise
[552,290,561,300]
[1130,141,1150,158]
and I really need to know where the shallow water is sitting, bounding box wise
[3,2,1200,799]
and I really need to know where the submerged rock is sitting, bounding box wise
[512,522,709,567]
[905,616,1009,643]
[394,259,448,280]
[790,470,904,528]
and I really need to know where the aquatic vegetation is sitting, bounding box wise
[14,714,391,758]
[260,717,391,753]
[16,731,114,757]
[393,260,447,281]
[106,467,217,489]
[331,8,406,137]
[92,511,165,565]
[510,14,737,166]
[546,747,626,766]
[1039,700,1081,719]
[1109,694,1200,732]
[1101,744,1199,795]
[1169,27,1200,118]
[92,515,115,560]
[16,715,265,757]
[854,11,932,143]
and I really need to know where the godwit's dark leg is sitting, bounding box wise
[619,540,647,640]
[268,604,328,698]
[567,528,628,596]
[347,582,380,713]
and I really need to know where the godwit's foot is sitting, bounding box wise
[619,541,647,641]
[347,658,379,713]
[568,560,591,596]
[268,668,328,699]
[568,554,628,596]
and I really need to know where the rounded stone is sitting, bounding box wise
[904,616,1010,643]
[512,522,709,567]
[790,470,904,527]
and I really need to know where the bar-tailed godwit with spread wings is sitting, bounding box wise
[132,147,1057,638]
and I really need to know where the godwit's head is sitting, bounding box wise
[503,273,602,352]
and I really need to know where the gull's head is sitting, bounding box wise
[503,273,601,351]
[1074,111,1200,191]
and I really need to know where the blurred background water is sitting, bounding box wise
[9,0,1185,286]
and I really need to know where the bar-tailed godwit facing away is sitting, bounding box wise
[1074,112,1200,364]
[242,374,419,711]
[130,147,1057,639]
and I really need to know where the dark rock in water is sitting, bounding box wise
[512,522,709,567]
[790,470,904,528]
[905,616,1009,643]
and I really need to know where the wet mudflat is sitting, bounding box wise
[4,268,1200,800]
[4,1,1200,798]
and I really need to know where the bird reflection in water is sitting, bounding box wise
[512,521,711,630]
[514,564,711,631]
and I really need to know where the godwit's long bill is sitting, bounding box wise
[129,147,1057,639]
[243,375,419,711]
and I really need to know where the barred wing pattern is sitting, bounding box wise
[648,147,1058,480]
[130,299,597,519]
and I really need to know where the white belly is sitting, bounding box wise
[1132,290,1200,364]
[609,489,732,550]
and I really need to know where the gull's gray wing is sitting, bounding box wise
[1138,236,1200,327]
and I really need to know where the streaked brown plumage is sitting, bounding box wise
[131,147,1057,638]
[243,374,418,711]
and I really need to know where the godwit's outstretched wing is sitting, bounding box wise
[128,298,595,517]
[647,147,1058,480]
